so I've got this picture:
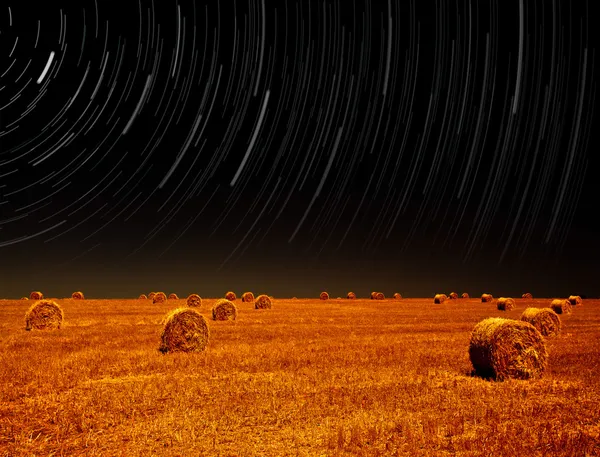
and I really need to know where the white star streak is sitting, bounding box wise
[36,51,55,84]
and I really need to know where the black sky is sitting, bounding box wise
[0,0,597,299]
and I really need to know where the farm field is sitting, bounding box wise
[1,296,599,456]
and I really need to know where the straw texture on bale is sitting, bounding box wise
[347,292,356,299]
[225,291,237,301]
[159,308,210,353]
[71,291,84,300]
[153,292,167,304]
[550,299,572,315]
[568,295,582,306]
[139,294,148,299]
[25,300,64,331]
[212,299,238,321]
[320,292,329,300]
[375,292,385,300]
[393,293,402,299]
[168,293,179,300]
[469,318,548,381]
[522,292,533,299]
[496,297,515,311]
[148,292,156,300]
[449,292,458,299]
[462,293,470,299]
[254,294,272,309]
[434,294,446,304]
[520,308,561,337]
[29,291,43,300]
[241,292,255,302]
[186,294,202,307]
[481,294,493,303]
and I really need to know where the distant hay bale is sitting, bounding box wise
[320,292,329,300]
[29,291,43,300]
[153,292,167,304]
[21,297,28,300]
[375,292,385,300]
[469,317,547,381]
[393,293,402,299]
[25,300,64,331]
[168,293,179,300]
[481,294,493,303]
[223,291,237,301]
[496,297,515,311]
[148,292,156,300]
[241,292,255,302]
[522,292,533,299]
[434,294,446,304]
[159,308,210,354]
[370,292,377,300]
[347,292,356,299]
[139,294,148,299]
[520,308,561,337]
[449,292,458,299]
[186,294,202,307]
[550,299,572,315]
[212,299,238,321]
[462,293,470,299]
[71,291,84,300]
[254,294,272,309]
[568,295,582,306]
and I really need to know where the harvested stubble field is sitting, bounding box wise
[0,297,599,457]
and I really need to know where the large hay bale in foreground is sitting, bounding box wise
[522,292,533,299]
[225,291,237,301]
[469,318,547,381]
[168,293,179,300]
[186,294,202,307]
[496,297,515,311]
[449,292,458,299]
[568,295,582,306]
[153,292,167,304]
[139,294,148,300]
[241,292,255,302]
[347,292,356,299]
[254,294,272,309]
[212,299,238,321]
[29,291,44,300]
[375,292,385,300]
[481,294,493,303]
[434,294,446,304]
[550,299,572,315]
[393,293,402,299]
[520,308,561,337]
[461,293,469,299]
[159,308,210,353]
[71,291,84,300]
[320,292,329,300]
[25,300,64,331]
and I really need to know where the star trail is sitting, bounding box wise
[0,0,597,299]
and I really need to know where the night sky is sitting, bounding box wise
[0,1,597,299]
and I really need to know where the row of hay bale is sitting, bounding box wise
[21,291,85,300]
[319,291,403,300]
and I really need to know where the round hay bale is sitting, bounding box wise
[241,292,255,302]
[568,295,582,306]
[212,299,238,321]
[375,292,385,300]
[481,293,493,303]
[148,292,157,300]
[461,293,470,299]
[469,317,547,380]
[347,292,356,299]
[153,292,167,304]
[393,293,402,299]
[254,294,272,309]
[520,308,561,337]
[320,292,329,300]
[139,294,148,299]
[225,291,237,301]
[159,308,210,353]
[522,292,533,299]
[434,294,446,304]
[550,299,572,315]
[186,294,202,307]
[496,297,515,311]
[449,292,458,299]
[71,291,84,300]
[21,297,29,300]
[370,292,377,300]
[168,293,179,300]
[29,291,44,300]
[25,300,64,331]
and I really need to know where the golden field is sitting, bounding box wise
[1,296,599,456]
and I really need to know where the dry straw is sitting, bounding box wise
[550,299,572,315]
[254,294,272,309]
[159,308,210,353]
[29,291,43,300]
[469,318,547,381]
[449,292,458,299]
[375,292,385,300]
[241,292,255,302]
[520,308,561,337]
[320,292,329,300]
[148,292,157,300]
[347,292,356,299]
[225,291,237,301]
[139,294,148,299]
[186,294,202,307]
[568,295,582,306]
[496,297,515,311]
[462,293,470,299]
[153,292,167,304]
[522,292,533,299]
[71,291,84,300]
[168,293,179,300]
[212,299,238,321]
[25,300,64,331]
[434,294,446,304]
[393,293,402,299]
[481,294,494,303]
